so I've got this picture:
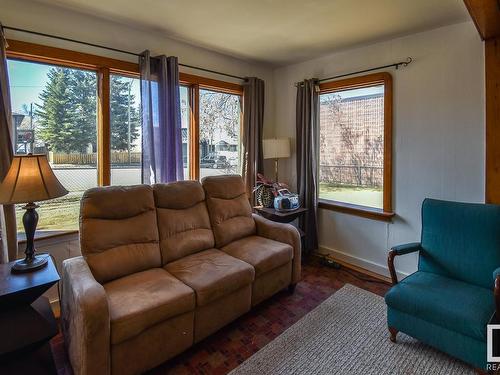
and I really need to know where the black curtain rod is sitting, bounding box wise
[2,25,247,81]
[295,57,413,86]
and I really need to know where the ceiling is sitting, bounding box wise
[33,0,470,66]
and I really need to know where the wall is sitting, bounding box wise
[1,0,275,304]
[272,21,485,277]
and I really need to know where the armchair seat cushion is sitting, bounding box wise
[221,235,293,277]
[385,271,494,341]
[104,268,195,344]
[164,249,255,306]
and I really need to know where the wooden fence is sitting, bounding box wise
[49,152,141,165]
[320,164,383,188]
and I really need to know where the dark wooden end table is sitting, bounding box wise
[0,255,60,374]
[253,206,308,237]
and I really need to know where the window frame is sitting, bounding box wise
[6,39,244,237]
[317,72,394,222]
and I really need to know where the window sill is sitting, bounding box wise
[318,199,395,222]
[17,230,79,244]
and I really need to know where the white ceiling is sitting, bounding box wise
[33,0,470,66]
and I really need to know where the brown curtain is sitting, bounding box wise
[0,26,17,263]
[242,77,265,202]
[296,79,319,253]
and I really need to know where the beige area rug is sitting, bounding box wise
[229,284,474,375]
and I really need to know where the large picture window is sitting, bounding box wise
[318,72,393,220]
[6,40,244,233]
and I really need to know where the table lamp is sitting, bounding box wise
[0,154,68,273]
[263,138,290,182]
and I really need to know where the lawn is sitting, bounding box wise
[15,191,83,232]
[319,182,383,209]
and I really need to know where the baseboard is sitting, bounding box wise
[318,245,409,282]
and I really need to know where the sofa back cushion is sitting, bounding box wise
[202,175,256,248]
[80,185,161,284]
[154,181,214,263]
[419,198,500,289]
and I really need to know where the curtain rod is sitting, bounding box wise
[2,25,247,81]
[295,57,413,86]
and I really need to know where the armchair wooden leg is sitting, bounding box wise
[388,327,398,343]
[288,284,297,293]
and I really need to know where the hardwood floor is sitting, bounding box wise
[51,256,390,375]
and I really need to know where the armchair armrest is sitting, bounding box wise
[253,213,302,284]
[61,256,110,375]
[387,242,422,285]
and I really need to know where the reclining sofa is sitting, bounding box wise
[61,175,301,375]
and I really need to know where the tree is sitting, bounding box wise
[110,76,140,151]
[199,90,240,150]
[36,68,78,153]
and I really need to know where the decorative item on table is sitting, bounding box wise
[263,138,290,182]
[274,188,300,211]
[253,173,289,208]
[0,154,68,273]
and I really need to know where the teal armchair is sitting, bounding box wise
[385,198,500,370]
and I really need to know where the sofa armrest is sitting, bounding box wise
[253,213,302,284]
[61,256,110,375]
[387,243,421,285]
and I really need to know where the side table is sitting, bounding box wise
[253,206,308,238]
[0,255,60,374]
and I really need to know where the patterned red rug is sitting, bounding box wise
[51,257,390,374]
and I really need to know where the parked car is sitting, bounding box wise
[200,154,230,169]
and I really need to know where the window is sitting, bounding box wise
[318,72,393,220]
[8,59,98,231]
[199,89,241,178]
[110,74,141,185]
[5,40,244,234]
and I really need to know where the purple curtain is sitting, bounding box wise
[140,51,183,184]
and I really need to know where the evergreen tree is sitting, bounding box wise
[110,76,140,151]
[36,68,77,153]
[68,70,97,152]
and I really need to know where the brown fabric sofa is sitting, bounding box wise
[61,175,301,375]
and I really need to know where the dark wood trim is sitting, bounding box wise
[387,249,399,285]
[97,68,111,186]
[319,72,393,216]
[486,37,500,204]
[463,0,500,41]
[318,199,395,222]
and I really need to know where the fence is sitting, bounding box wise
[49,151,142,165]
[320,164,383,188]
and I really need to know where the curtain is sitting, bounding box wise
[140,50,183,184]
[296,79,319,253]
[242,77,265,201]
[0,26,17,263]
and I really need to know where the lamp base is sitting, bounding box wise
[11,254,48,273]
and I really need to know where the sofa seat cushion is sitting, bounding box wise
[221,235,293,277]
[385,271,494,341]
[164,249,254,307]
[104,268,195,344]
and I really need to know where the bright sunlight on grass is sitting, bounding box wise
[319,182,383,209]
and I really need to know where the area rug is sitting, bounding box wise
[229,284,474,375]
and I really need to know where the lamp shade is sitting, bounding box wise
[263,138,291,159]
[0,154,68,204]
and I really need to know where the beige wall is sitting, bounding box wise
[272,21,485,278]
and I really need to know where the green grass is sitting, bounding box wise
[319,182,383,209]
[15,191,83,232]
